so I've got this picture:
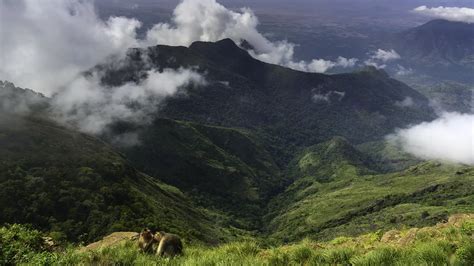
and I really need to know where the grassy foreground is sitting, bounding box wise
[1,214,473,265]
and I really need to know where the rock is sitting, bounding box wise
[380,229,401,243]
[447,214,474,227]
[398,228,418,245]
[42,236,57,251]
[80,232,139,252]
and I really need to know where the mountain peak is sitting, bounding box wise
[355,66,389,78]
[188,38,255,66]
[190,38,246,54]
[394,18,474,74]
[294,137,376,182]
[412,19,474,34]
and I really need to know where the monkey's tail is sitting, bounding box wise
[178,240,184,256]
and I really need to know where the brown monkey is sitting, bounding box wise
[138,228,158,254]
[154,231,183,257]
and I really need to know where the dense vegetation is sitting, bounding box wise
[0,114,233,244]
[2,214,473,265]
[120,119,286,231]
[1,79,472,247]
[266,138,474,242]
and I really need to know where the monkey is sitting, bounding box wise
[138,228,158,254]
[154,231,184,257]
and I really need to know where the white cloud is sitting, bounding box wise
[364,49,400,69]
[312,90,346,103]
[395,65,414,76]
[389,112,474,165]
[52,68,205,135]
[145,0,357,73]
[395,97,415,108]
[0,0,141,96]
[371,49,401,62]
[289,57,358,73]
[413,6,474,24]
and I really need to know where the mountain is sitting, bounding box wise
[1,39,471,248]
[393,19,474,82]
[396,20,474,66]
[0,86,242,243]
[100,38,435,164]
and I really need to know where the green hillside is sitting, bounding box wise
[266,138,474,243]
[0,114,233,244]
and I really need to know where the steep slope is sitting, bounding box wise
[413,81,473,114]
[99,39,435,164]
[0,81,49,115]
[266,138,474,243]
[0,112,234,244]
[118,118,285,231]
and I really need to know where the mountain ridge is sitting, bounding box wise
[391,19,474,83]
[100,38,435,166]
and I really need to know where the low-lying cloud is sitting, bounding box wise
[312,90,346,104]
[52,68,204,135]
[289,57,358,73]
[364,49,400,69]
[145,0,357,73]
[389,112,474,165]
[413,6,474,24]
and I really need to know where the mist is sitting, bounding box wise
[390,112,474,165]
[52,67,204,135]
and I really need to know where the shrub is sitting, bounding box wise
[351,246,401,266]
[220,241,260,256]
[266,248,290,266]
[412,243,449,265]
[455,241,474,265]
[460,220,474,236]
[324,247,356,265]
[0,224,45,264]
[289,244,314,264]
